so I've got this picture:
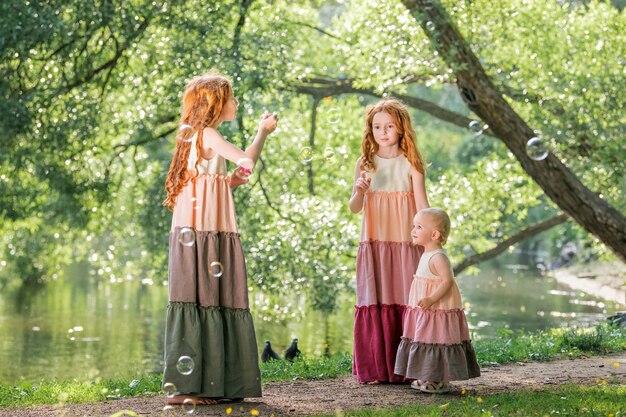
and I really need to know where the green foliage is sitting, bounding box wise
[1,0,624,313]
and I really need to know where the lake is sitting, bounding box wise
[0,260,620,385]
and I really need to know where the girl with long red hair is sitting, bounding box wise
[349,98,429,384]
[162,72,277,405]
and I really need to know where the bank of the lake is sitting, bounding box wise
[552,261,626,307]
[1,323,625,408]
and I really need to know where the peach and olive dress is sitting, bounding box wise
[394,249,480,382]
[162,132,261,399]
[353,154,420,383]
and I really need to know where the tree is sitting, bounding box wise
[399,0,625,260]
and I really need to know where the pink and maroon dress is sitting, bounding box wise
[394,249,480,382]
[353,154,420,383]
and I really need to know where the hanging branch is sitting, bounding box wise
[453,214,569,275]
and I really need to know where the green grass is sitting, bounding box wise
[312,384,626,416]
[474,324,626,365]
[1,324,624,408]
[261,352,353,382]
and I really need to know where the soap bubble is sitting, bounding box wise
[326,108,340,124]
[176,356,195,375]
[300,147,314,162]
[179,124,194,143]
[210,261,223,278]
[178,227,196,247]
[468,120,482,132]
[526,137,549,161]
[323,147,336,164]
[163,382,177,398]
[182,398,196,414]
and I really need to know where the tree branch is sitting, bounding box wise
[453,214,569,275]
[291,77,493,135]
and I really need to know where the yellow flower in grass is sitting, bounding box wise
[226,407,233,415]
[251,409,260,416]
[477,397,483,403]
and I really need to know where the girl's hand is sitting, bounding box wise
[259,113,278,136]
[417,297,434,309]
[355,171,371,195]
[228,168,250,188]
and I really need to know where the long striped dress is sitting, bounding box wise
[162,133,261,398]
[353,154,421,383]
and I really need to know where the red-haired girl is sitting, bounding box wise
[162,72,277,405]
[349,98,429,384]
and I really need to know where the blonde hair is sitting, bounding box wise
[420,208,451,245]
[360,98,426,174]
[163,72,233,211]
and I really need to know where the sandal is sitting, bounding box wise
[410,380,426,390]
[418,381,450,394]
[167,395,219,405]
[217,398,244,403]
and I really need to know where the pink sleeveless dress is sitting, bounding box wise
[394,249,480,382]
[353,155,421,383]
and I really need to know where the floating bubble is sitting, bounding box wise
[162,405,176,414]
[163,382,177,398]
[526,137,548,161]
[182,398,196,414]
[300,147,314,162]
[176,356,195,375]
[323,147,336,163]
[129,379,139,388]
[468,120,482,132]
[178,227,196,247]
[210,261,224,278]
[326,108,340,124]
[179,124,194,143]
[425,21,435,31]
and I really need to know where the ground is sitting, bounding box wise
[1,353,624,417]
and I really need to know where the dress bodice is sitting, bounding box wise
[368,154,412,192]
[415,249,451,279]
[187,132,226,175]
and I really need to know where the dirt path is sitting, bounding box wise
[2,353,624,417]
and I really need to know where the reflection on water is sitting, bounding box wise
[0,262,620,385]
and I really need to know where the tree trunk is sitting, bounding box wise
[402,0,626,262]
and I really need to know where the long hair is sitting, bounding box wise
[360,98,426,174]
[162,72,233,211]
